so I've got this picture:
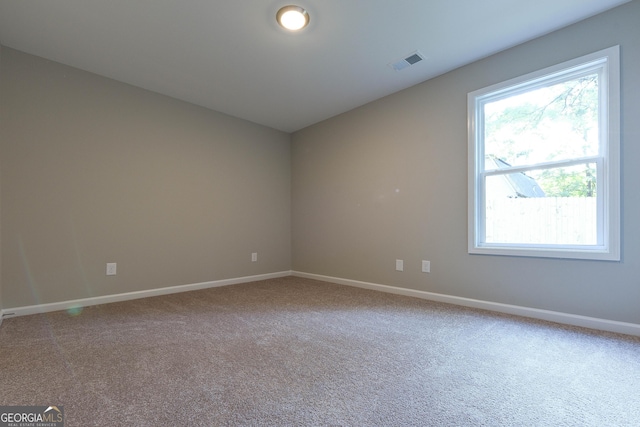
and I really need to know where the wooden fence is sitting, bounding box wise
[485,197,597,245]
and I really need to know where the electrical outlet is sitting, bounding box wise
[395,259,404,271]
[422,260,431,273]
[106,263,117,276]
[251,252,258,262]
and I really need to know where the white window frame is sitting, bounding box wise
[468,46,620,261]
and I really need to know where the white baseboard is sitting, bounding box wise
[4,269,638,337]
[1,271,292,319]
[293,271,640,337]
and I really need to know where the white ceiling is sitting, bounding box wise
[0,0,631,132]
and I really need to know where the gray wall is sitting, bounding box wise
[292,1,640,324]
[0,44,3,313]
[0,48,291,308]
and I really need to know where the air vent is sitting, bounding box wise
[389,50,425,71]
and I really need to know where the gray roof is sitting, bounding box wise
[486,156,546,198]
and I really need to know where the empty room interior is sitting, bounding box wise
[1,1,639,425]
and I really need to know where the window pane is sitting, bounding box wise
[469,46,619,260]
[484,74,599,169]
[485,164,597,245]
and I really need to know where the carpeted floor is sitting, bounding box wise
[1,276,639,426]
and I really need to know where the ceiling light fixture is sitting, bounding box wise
[276,5,310,31]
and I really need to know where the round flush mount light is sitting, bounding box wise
[276,5,310,31]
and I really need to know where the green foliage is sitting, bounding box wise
[536,165,596,197]
[485,75,599,197]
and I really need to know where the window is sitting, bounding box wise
[468,46,620,260]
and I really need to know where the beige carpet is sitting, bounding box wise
[1,276,639,426]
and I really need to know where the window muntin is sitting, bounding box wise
[468,46,620,260]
